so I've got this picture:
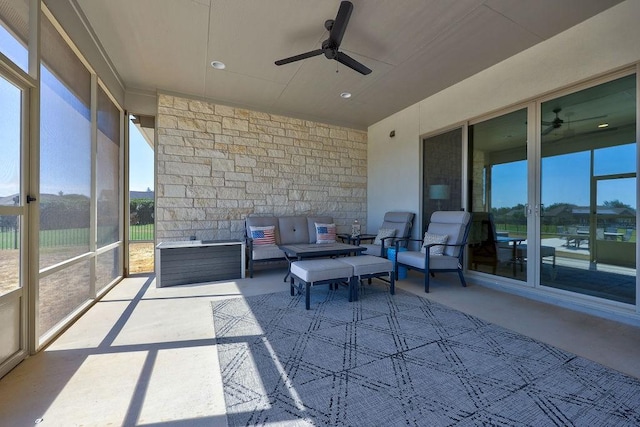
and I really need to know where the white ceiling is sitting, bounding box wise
[74,0,623,130]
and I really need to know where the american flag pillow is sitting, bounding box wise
[315,222,336,244]
[250,226,276,246]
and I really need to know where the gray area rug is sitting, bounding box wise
[211,282,640,426]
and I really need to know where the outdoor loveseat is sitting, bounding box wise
[244,215,334,277]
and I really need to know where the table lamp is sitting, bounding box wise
[429,184,449,210]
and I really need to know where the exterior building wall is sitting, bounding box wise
[156,94,367,241]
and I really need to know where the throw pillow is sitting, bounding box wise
[421,232,448,255]
[249,225,276,246]
[315,222,336,244]
[374,228,396,245]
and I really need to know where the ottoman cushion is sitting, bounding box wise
[290,259,353,283]
[337,255,393,277]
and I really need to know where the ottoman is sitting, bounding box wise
[337,255,395,301]
[290,259,354,309]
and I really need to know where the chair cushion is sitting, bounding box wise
[428,255,461,270]
[279,216,309,244]
[421,232,448,255]
[396,251,426,269]
[427,211,471,256]
[397,251,459,270]
[315,222,337,243]
[374,228,396,245]
[249,225,276,246]
[380,211,414,241]
[360,243,384,257]
[291,259,352,283]
[252,245,285,261]
[307,216,334,243]
[337,255,392,277]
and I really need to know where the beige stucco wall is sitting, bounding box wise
[155,94,367,241]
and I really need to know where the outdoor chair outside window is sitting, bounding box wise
[468,212,512,274]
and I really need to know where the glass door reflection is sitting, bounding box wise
[468,108,528,281]
[539,74,636,304]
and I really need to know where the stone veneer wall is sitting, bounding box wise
[156,94,368,242]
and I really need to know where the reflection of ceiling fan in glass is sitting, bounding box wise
[541,107,607,136]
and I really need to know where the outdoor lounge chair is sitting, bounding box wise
[358,211,414,257]
[394,211,472,292]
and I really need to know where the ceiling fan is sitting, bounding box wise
[274,1,372,75]
[541,107,607,136]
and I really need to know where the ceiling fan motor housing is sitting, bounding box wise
[322,39,338,59]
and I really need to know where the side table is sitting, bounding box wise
[386,247,408,279]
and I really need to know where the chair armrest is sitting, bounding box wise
[394,238,423,250]
[379,236,395,248]
[336,233,351,243]
[357,234,377,244]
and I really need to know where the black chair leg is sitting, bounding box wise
[389,272,395,295]
[424,270,430,293]
[458,270,467,287]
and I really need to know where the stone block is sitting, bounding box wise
[222,117,249,132]
[162,184,186,197]
[165,161,211,176]
[234,155,256,167]
[177,117,207,131]
[211,158,235,172]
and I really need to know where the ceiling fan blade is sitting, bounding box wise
[541,125,555,136]
[328,1,353,47]
[569,114,608,123]
[336,51,371,75]
[275,49,323,66]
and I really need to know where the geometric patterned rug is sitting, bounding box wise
[211,281,640,426]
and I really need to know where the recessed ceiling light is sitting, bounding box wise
[340,92,352,99]
[598,123,609,128]
[210,60,226,70]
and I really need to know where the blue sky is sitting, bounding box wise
[129,120,154,191]
[492,143,636,208]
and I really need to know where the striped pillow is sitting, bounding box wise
[250,226,276,246]
[315,222,336,244]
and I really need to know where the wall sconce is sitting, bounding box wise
[429,184,450,210]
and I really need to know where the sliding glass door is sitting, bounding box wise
[468,108,528,282]
[467,72,637,307]
[539,74,636,304]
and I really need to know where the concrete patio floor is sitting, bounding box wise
[1,267,639,426]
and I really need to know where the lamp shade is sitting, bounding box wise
[429,184,450,200]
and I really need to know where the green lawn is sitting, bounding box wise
[0,224,155,249]
[130,224,154,241]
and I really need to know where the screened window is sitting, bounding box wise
[0,0,29,72]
